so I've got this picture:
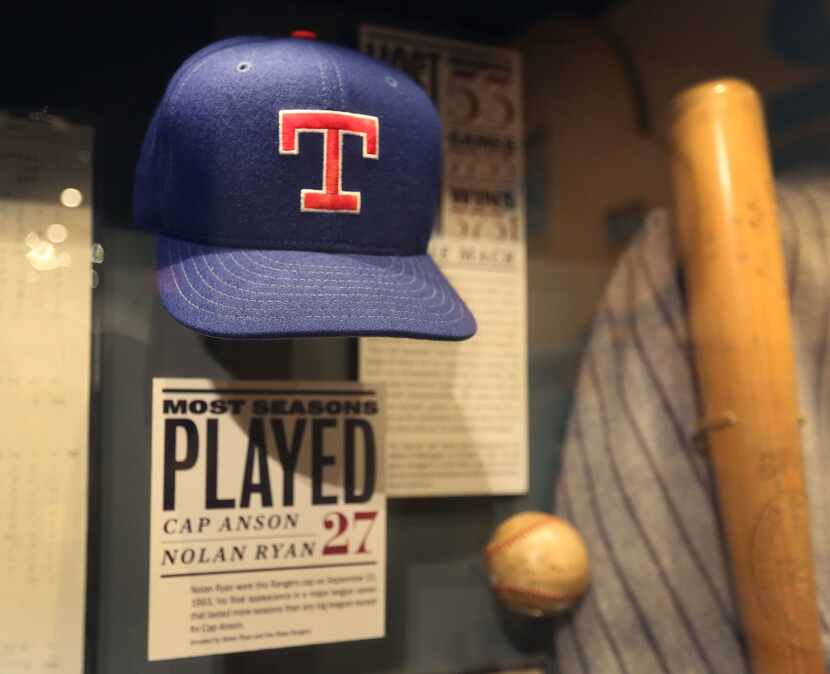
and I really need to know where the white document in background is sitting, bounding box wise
[0,117,93,674]
[148,379,386,660]
[359,26,529,497]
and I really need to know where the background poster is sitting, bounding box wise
[0,117,92,674]
[359,26,529,497]
[148,379,386,660]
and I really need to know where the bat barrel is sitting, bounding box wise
[669,79,824,674]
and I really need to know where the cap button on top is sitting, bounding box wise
[291,30,317,39]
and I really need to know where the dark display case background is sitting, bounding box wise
[13,0,830,671]
[0,2,614,673]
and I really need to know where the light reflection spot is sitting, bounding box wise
[60,188,83,208]
[46,224,67,243]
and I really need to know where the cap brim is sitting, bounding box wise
[156,235,477,340]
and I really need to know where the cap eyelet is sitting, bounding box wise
[237,62,252,73]
[385,75,399,88]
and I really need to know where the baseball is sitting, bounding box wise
[485,511,590,617]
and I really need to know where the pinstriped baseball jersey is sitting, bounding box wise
[554,170,830,673]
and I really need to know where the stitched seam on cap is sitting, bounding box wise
[228,249,416,280]
[195,248,446,306]
[160,38,270,232]
[159,230,424,255]
[165,239,468,324]
[329,46,346,108]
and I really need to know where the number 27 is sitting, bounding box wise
[323,511,378,555]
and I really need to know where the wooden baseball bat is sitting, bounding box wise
[668,79,824,674]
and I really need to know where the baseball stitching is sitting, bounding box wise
[484,515,562,557]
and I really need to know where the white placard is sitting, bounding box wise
[359,26,528,497]
[0,117,92,674]
[148,379,386,660]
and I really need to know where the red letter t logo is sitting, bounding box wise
[279,110,380,214]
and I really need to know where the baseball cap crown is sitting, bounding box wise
[135,37,442,255]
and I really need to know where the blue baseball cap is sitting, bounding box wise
[134,34,476,340]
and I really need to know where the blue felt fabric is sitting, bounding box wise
[135,36,475,339]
